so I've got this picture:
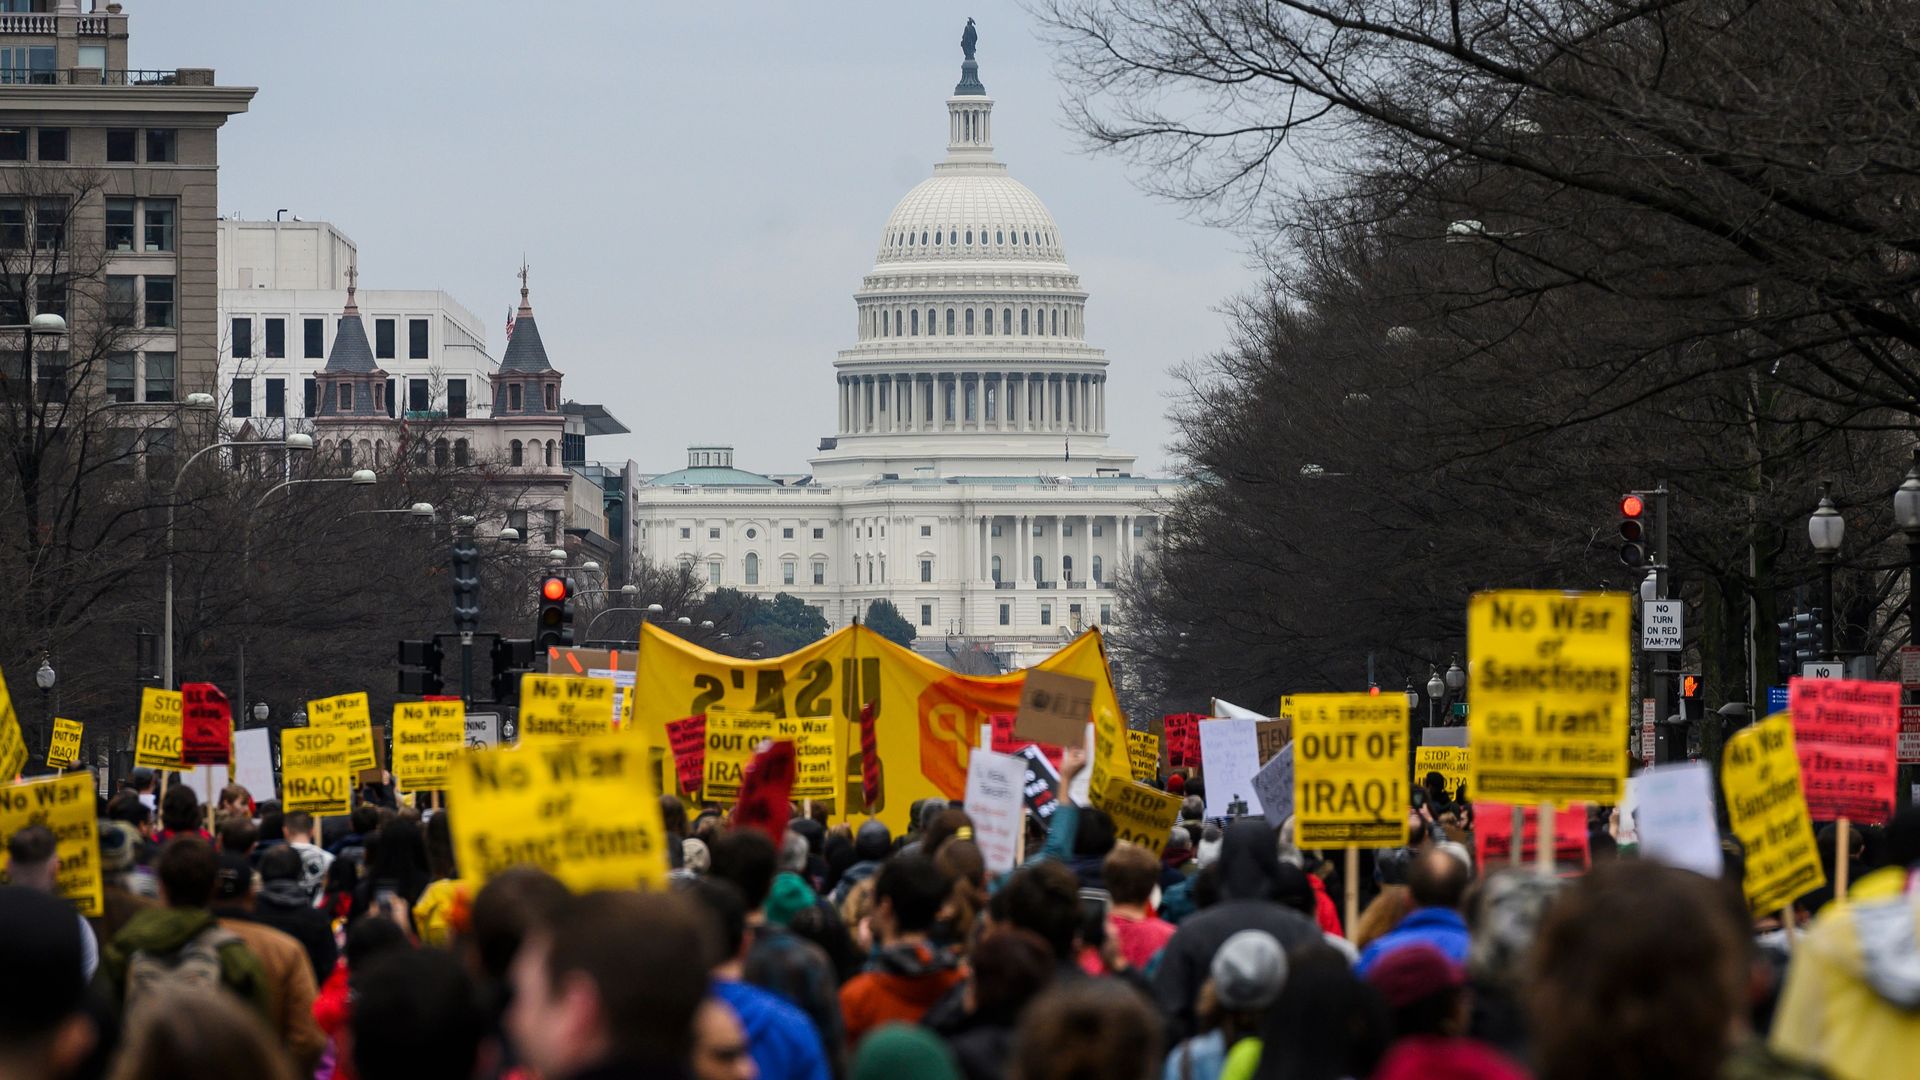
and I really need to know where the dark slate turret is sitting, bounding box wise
[313,267,389,418]
[492,266,563,416]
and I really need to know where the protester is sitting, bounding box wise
[1009,980,1162,1080]
[831,821,893,906]
[412,811,463,947]
[840,853,965,1044]
[216,815,258,858]
[932,838,989,950]
[935,927,1055,1080]
[7,824,100,979]
[692,880,832,1080]
[1104,842,1177,972]
[107,985,295,1080]
[1365,944,1527,1080]
[351,816,432,921]
[709,828,846,1068]
[1464,869,1564,1060]
[95,821,160,941]
[691,998,758,1080]
[314,916,413,1080]
[1355,848,1471,975]
[101,837,271,1018]
[350,947,491,1080]
[853,1024,962,1080]
[506,890,715,1080]
[990,861,1085,977]
[105,794,162,878]
[157,786,210,844]
[282,811,335,905]
[1162,930,1286,1080]
[210,850,327,1071]
[327,806,381,862]
[238,845,338,985]
[1250,943,1390,1080]
[0,886,98,1080]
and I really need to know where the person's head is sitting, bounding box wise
[1211,929,1288,1016]
[425,811,457,881]
[212,851,255,906]
[1365,943,1468,1038]
[106,792,153,837]
[216,816,257,856]
[0,886,95,1078]
[344,915,412,972]
[255,803,284,844]
[690,999,755,1080]
[258,844,303,887]
[5,825,59,892]
[1407,847,1471,911]
[468,867,571,986]
[853,1024,962,1080]
[1216,819,1283,902]
[659,795,688,839]
[131,767,156,794]
[1180,794,1204,822]
[351,947,490,1080]
[872,853,951,943]
[1466,869,1565,988]
[1072,807,1116,860]
[1528,860,1749,1080]
[218,784,251,814]
[157,836,218,909]
[690,879,752,964]
[853,820,892,862]
[1254,943,1390,1080]
[369,816,429,885]
[777,829,811,875]
[1102,842,1161,908]
[966,928,1055,1023]
[922,808,973,856]
[708,828,778,909]
[507,890,717,1078]
[108,985,292,1080]
[282,811,317,843]
[1165,826,1193,864]
[350,805,381,837]
[159,785,200,834]
[993,861,1081,961]
[99,821,141,885]
[1009,980,1162,1080]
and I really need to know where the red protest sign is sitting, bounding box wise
[732,739,795,842]
[990,713,1063,768]
[859,703,882,811]
[180,682,231,766]
[1790,676,1899,821]
[1475,802,1590,872]
[666,714,706,797]
[1164,713,1205,769]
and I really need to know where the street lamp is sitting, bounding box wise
[497,527,520,542]
[1809,481,1845,660]
[252,701,269,728]
[33,655,54,769]
[1425,666,1444,728]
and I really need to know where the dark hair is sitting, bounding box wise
[996,861,1081,960]
[256,805,284,843]
[5,824,56,866]
[539,891,717,1061]
[343,915,412,969]
[367,816,431,905]
[350,805,381,836]
[1010,980,1162,1080]
[1528,861,1748,1080]
[283,810,316,837]
[708,828,778,908]
[350,948,487,1080]
[217,816,258,855]
[160,785,200,833]
[424,811,456,881]
[1103,842,1161,906]
[469,867,571,982]
[922,808,973,856]
[659,795,688,838]
[1072,807,1117,859]
[873,853,951,934]
[1253,943,1390,1080]
[106,792,151,828]
[258,845,303,883]
[1408,849,1471,910]
[690,878,749,960]
[158,836,219,908]
[853,821,892,862]
[970,928,1056,1024]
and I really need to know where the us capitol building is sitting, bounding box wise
[632,25,1177,670]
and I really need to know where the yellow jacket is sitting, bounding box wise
[412,878,464,948]
[1770,868,1920,1080]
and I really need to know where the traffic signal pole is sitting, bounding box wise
[1651,480,1678,764]
[451,518,481,706]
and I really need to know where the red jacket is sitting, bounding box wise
[1308,871,1343,937]
[838,941,965,1046]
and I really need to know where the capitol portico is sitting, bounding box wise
[632,27,1178,670]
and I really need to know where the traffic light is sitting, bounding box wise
[397,638,444,696]
[490,637,535,703]
[1793,611,1823,667]
[450,532,480,636]
[1776,618,1796,682]
[1679,673,1702,719]
[1618,494,1647,567]
[535,575,574,651]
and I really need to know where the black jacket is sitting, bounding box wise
[218,890,337,986]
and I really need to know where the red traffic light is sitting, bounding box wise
[1619,494,1645,518]
[540,576,569,602]
[1681,674,1702,698]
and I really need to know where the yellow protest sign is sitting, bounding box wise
[280,727,353,816]
[1291,693,1409,847]
[0,673,23,779]
[1467,590,1630,805]
[306,692,375,771]
[45,718,82,770]
[447,731,669,892]
[1100,779,1182,857]
[1128,730,1161,781]
[0,773,103,915]
[698,707,834,800]
[1723,714,1826,914]
[135,687,183,768]
[519,675,618,742]
[392,701,466,791]
[1415,746,1470,799]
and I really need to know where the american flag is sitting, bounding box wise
[505,306,516,342]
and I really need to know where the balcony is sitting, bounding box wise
[994,580,1015,590]
[1035,580,1057,589]
[2,68,217,87]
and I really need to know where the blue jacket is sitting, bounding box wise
[1355,907,1470,976]
[713,979,831,1080]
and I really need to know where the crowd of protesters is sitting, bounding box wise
[2,751,1917,1080]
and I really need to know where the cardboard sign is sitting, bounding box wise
[1164,713,1203,769]
[134,687,184,768]
[306,692,375,771]
[45,718,82,771]
[1017,745,1062,822]
[518,675,619,742]
[232,728,275,801]
[280,727,353,816]
[1789,676,1899,821]
[665,714,706,797]
[1101,779,1183,857]
[1014,670,1095,748]
[1723,715,1826,913]
[447,731,669,892]
[1198,718,1263,818]
[0,773,103,916]
[1255,719,1291,764]
[180,682,231,766]
[1468,590,1631,806]
[733,741,796,842]
[1632,763,1721,878]
[1249,743,1294,824]
[1475,802,1590,871]
[392,701,466,791]
[1415,747,1471,799]
[964,748,1027,874]
[1292,693,1408,848]
[1127,730,1161,781]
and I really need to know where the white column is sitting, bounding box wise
[1017,515,1029,582]
[979,516,989,579]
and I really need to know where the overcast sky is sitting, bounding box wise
[140,2,1253,476]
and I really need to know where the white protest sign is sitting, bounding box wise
[1249,742,1294,823]
[1198,718,1262,818]
[964,749,1027,874]
[232,728,275,801]
[1642,600,1683,652]
[1632,762,1721,878]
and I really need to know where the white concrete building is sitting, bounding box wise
[632,36,1177,670]
[216,218,494,433]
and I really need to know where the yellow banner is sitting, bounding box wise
[1128,730,1161,781]
[1102,779,1182,857]
[306,692,375,771]
[1723,714,1826,914]
[632,623,1128,832]
[1467,590,1630,805]
[392,701,466,791]
[1415,746,1470,800]
[281,727,353,816]
[135,687,183,768]
[45,718,82,770]
[0,672,23,779]
[447,731,668,892]
[0,773,102,916]
[1292,693,1409,847]
[518,675,618,742]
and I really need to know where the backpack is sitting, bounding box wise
[124,924,242,1009]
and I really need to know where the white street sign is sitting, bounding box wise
[1800,662,1843,680]
[465,712,500,749]
[1642,601,1683,652]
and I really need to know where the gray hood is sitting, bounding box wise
[1852,892,1920,1009]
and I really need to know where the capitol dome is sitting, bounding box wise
[876,173,1068,267]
